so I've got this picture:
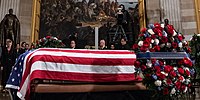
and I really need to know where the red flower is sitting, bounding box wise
[46,36,51,39]
[132,44,139,50]
[178,76,184,81]
[172,42,178,48]
[134,61,141,68]
[181,85,186,91]
[166,25,174,36]
[161,36,168,43]
[178,35,183,41]
[187,47,191,53]
[154,45,161,51]
[159,61,164,66]
[183,57,193,67]
[166,79,172,85]
[178,68,184,75]
[155,66,161,72]
[164,65,172,73]
[151,34,156,39]
[140,46,147,52]
[157,72,166,80]
[158,31,163,37]
[143,40,150,48]
[141,28,147,33]
[185,69,190,76]
[170,71,177,77]
[151,59,156,65]
[149,48,155,52]
[139,33,144,37]
[154,23,161,28]
[163,88,169,95]
[175,81,181,89]
[141,65,147,71]
[145,37,151,43]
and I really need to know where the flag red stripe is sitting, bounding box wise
[38,48,135,54]
[30,55,136,65]
[19,50,37,91]
[30,70,142,82]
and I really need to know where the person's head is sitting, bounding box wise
[9,9,13,14]
[120,38,127,45]
[119,4,125,11]
[21,42,26,48]
[70,40,76,49]
[25,43,29,50]
[164,19,169,25]
[16,43,20,49]
[110,44,115,50]
[99,39,106,48]
[6,39,13,47]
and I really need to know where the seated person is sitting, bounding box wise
[98,39,107,50]
[118,38,130,50]
[70,40,76,49]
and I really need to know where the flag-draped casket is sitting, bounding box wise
[6,48,143,100]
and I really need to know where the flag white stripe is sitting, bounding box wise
[29,51,136,61]
[5,84,19,89]
[31,61,136,74]
[39,48,132,52]
[18,74,30,100]
[22,50,39,76]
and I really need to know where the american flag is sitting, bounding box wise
[6,50,33,90]
[6,48,140,100]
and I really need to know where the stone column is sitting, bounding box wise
[18,0,33,43]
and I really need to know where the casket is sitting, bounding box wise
[13,48,146,100]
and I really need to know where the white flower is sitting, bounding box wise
[178,42,183,48]
[174,67,178,71]
[138,41,144,46]
[154,39,159,45]
[161,23,164,28]
[161,71,168,76]
[184,87,188,93]
[166,42,171,48]
[146,60,152,68]
[149,44,152,48]
[154,80,162,86]
[148,29,155,35]
[163,31,168,37]
[173,30,177,36]
[160,43,165,48]
[170,88,176,94]
[53,37,58,40]
[151,39,154,44]
[184,67,189,71]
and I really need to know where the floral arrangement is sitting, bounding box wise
[132,23,191,53]
[132,22,196,97]
[134,57,195,96]
[35,36,66,48]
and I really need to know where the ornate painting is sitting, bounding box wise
[39,0,140,48]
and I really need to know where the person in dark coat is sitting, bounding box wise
[118,38,130,50]
[1,39,16,90]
